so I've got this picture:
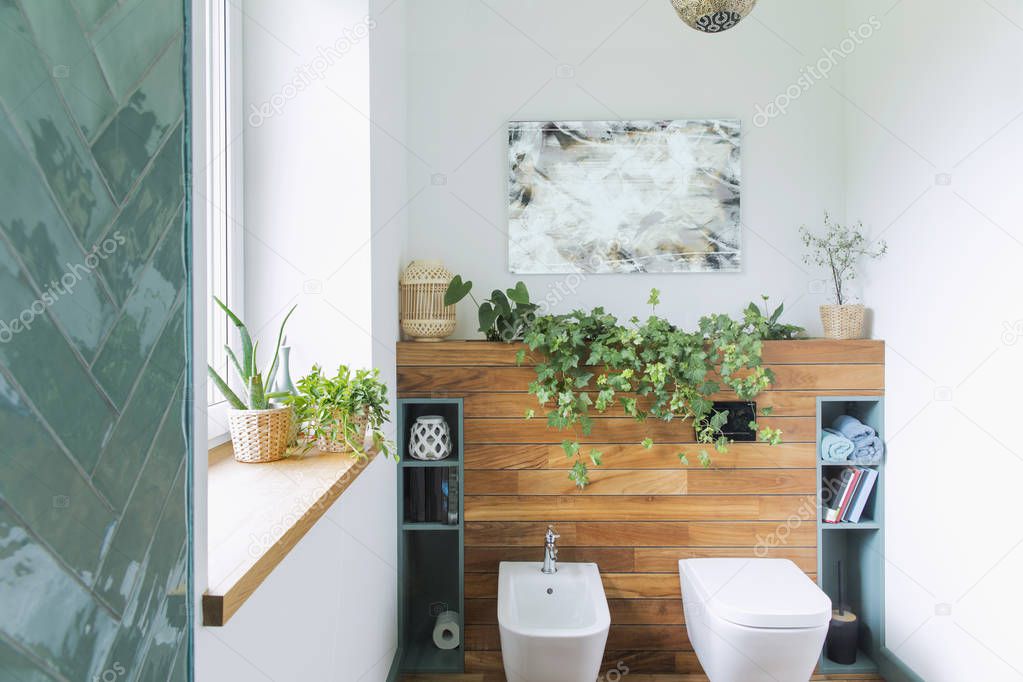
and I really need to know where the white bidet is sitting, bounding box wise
[497,562,610,682]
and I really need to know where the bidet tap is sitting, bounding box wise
[542,525,559,574]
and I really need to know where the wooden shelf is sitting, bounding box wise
[203,443,378,626]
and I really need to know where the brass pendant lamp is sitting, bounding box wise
[669,0,758,33]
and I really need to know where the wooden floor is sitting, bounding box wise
[402,675,885,682]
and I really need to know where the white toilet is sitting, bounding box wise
[679,558,832,682]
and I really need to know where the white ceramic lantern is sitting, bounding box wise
[409,415,452,460]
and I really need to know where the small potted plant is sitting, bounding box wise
[288,365,394,460]
[443,276,537,342]
[801,214,887,339]
[207,298,297,463]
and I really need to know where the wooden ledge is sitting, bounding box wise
[203,443,378,626]
[397,339,885,366]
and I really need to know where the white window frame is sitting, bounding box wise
[203,0,245,448]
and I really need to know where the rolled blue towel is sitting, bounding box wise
[832,414,875,444]
[821,428,855,462]
[850,436,885,465]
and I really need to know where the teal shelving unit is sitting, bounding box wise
[816,397,885,676]
[389,398,464,680]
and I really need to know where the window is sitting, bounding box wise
[204,0,243,445]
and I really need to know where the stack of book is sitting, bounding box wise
[404,467,459,525]
[822,466,878,524]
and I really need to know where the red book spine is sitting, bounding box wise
[836,469,862,521]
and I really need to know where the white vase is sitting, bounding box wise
[409,415,452,460]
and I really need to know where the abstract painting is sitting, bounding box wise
[508,119,741,274]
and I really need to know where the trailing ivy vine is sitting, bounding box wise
[519,289,783,488]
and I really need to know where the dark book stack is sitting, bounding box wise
[403,468,459,525]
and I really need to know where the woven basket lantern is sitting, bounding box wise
[400,260,456,342]
[227,406,293,463]
[820,304,866,340]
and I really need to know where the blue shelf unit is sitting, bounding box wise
[816,396,885,676]
[390,398,465,680]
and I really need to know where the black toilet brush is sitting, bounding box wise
[826,560,858,665]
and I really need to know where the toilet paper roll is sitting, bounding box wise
[432,610,461,650]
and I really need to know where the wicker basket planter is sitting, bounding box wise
[227,406,293,463]
[400,260,456,341]
[316,412,369,453]
[820,304,865,340]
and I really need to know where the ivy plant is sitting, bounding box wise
[286,365,395,460]
[520,289,783,488]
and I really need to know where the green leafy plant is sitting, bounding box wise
[207,297,296,410]
[743,295,804,340]
[443,276,538,342]
[800,213,887,305]
[287,365,395,460]
[522,289,782,488]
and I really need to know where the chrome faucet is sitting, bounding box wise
[542,525,559,574]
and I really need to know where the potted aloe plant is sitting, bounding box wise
[208,297,297,463]
[287,365,394,461]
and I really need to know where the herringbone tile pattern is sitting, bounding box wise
[0,0,189,679]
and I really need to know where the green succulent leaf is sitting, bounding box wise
[208,366,246,409]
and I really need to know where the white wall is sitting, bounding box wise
[197,1,397,680]
[402,0,850,337]
[844,1,1023,680]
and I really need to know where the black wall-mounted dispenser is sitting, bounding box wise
[711,401,757,442]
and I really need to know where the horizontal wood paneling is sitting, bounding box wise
[465,546,816,574]
[398,364,884,393]
[431,389,884,419]
[464,521,816,547]
[396,340,885,366]
[465,598,686,625]
[466,624,692,651]
[465,469,815,496]
[465,494,814,521]
[463,416,815,444]
[397,340,882,675]
[465,442,817,470]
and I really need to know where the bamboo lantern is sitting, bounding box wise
[399,260,456,342]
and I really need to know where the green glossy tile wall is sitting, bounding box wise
[0,0,190,680]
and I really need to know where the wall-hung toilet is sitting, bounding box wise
[679,558,832,682]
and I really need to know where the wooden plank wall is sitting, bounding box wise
[397,340,885,676]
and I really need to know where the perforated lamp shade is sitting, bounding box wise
[669,0,758,33]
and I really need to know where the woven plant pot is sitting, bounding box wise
[317,412,369,453]
[820,304,865,340]
[400,260,456,342]
[228,407,293,463]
